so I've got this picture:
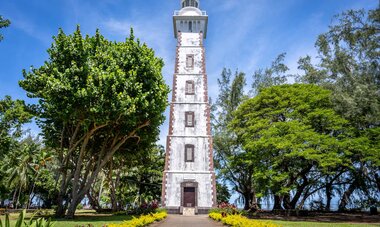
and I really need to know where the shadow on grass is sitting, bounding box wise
[52,214,132,222]
[1,210,133,227]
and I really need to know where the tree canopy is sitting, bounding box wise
[19,26,169,218]
[212,7,379,212]
[230,84,351,210]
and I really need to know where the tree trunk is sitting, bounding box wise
[249,193,259,211]
[375,173,380,192]
[282,193,292,210]
[325,183,332,211]
[87,190,101,212]
[28,173,38,209]
[55,195,66,217]
[109,167,121,212]
[338,180,357,211]
[98,174,105,207]
[12,189,17,208]
[55,164,72,217]
[64,121,149,218]
[243,192,250,210]
[15,184,23,209]
[66,196,81,219]
[273,195,283,210]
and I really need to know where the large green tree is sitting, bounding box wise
[212,68,256,209]
[297,8,380,210]
[230,84,350,210]
[19,27,169,218]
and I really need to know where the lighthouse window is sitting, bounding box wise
[185,80,195,95]
[186,54,194,68]
[185,144,194,162]
[185,111,194,127]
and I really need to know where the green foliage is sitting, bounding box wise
[210,202,240,215]
[88,144,165,212]
[212,68,260,210]
[0,96,33,205]
[19,26,169,218]
[216,182,231,204]
[0,212,10,227]
[298,9,379,129]
[0,210,54,227]
[0,96,32,156]
[0,15,11,42]
[230,84,350,208]
[251,53,289,95]
[297,8,380,210]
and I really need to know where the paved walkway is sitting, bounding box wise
[151,214,224,227]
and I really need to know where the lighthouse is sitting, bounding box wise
[161,0,216,215]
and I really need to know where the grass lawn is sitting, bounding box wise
[270,220,380,227]
[0,210,132,227]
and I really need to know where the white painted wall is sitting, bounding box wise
[176,75,204,103]
[164,31,214,209]
[165,173,213,207]
[177,47,203,74]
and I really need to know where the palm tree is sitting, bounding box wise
[7,142,37,208]
[28,149,53,209]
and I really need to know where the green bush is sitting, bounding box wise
[209,202,241,216]
[0,210,55,227]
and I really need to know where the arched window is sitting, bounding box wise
[186,0,190,7]
[189,21,192,31]
[195,1,198,8]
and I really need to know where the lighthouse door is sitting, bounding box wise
[183,187,195,207]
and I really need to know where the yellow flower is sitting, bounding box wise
[108,211,167,227]
[209,212,281,227]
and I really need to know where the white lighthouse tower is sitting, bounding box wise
[161,0,216,215]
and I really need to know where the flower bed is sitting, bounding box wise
[108,210,167,227]
[209,212,280,227]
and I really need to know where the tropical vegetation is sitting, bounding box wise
[213,8,379,212]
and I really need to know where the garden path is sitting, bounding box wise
[151,214,223,227]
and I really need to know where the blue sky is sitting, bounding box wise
[0,0,377,144]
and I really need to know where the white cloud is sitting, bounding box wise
[11,16,51,45]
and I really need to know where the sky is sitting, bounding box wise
[0,0,378,146]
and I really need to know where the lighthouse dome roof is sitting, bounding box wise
[178,7,203,16]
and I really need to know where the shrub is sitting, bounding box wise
[210,202,240,216]
[0,210,55,227]
[128,201,159,215]
[77,203,84,210]
[209,212,280,227]
[108,210,167,227]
